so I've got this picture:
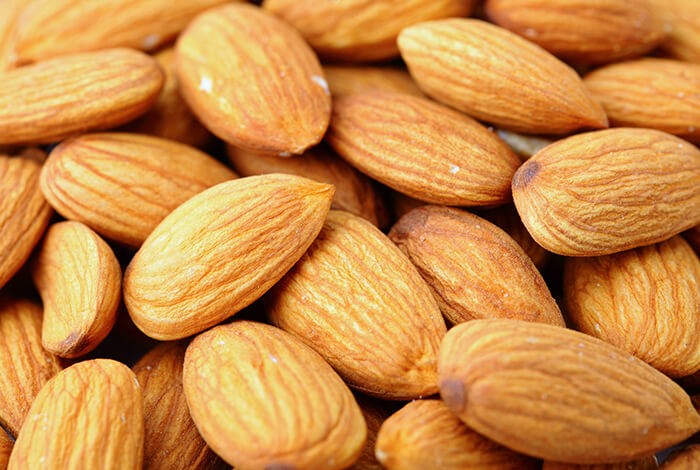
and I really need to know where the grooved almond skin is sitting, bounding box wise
[267,210,446,400]
[133,342,226,470]
[0,429,11,469]
[0,48,164,146]
[389,206,564,326]
[40,132,236,247]
[0,148,51,290]
[513,128,700,256]
[584,59,700,143]
[651,0,700,63]
[0,297,62,437]
[398,19,608,134]
[439,319,700,464]
[543,458,659,470]
[183,321,366,469]
[375,400,539,470]
[32,221,121,358]
[8,359,143,470]
[124,174,334,340]
[564,236,700,378]
[327,91,520,206]
[662,445,700,469]
[484,0,665,65]
[323,65,423,97]
[263,0,474,62]
[176,3,331,155]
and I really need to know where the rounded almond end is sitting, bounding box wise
[440,378,467,415]
[512,160,541,191]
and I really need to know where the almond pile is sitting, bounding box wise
[1,1,700,469]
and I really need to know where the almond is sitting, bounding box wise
[686,225,700,254]
[176,3,330,155]
[398,19,608,134]
[40,132,236,247]
[650,0,700,63]
[124,174,334,340]
[327,91,520,206]
[323,65,423,97]
[0,48,164,146]
[513,128,700,256]
[8,359,143,470]
[0,429,11,469]
[390,206,563,326]
[267,210,446,399]
[183,321,366,469]
[662,445,700,469]
[543,458,659,470]
[439,319,700,463]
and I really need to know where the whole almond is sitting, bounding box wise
[323,65,423,97]
[327,91,520,206]
[176,3,331,155]
[662,445,700,469]
[650,0,700,63]
[543,458,659,470]
[513,128,700,256]
[183,321,366,469]
[124,174,334,340]
[0,48,164,146]
[40,132,236,247]
[8,359,143,470]
[398,19,608,134]
[389,206,564,326]
[439,319,700,463]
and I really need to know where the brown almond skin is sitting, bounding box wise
[267,210,446,400]
[662,445,700,469]
[0,48,163,146]
[124,174,334,340]
[8,359,143,470]
[176,3,331,155]
[0,429,11,469]
[133,342,226,470]
[0,297,62,437]
[40,132,236,247]
[323,65,423,97]
[439,319,700,464]
[650,0,700,64]
[513,128,700,256]
[327,91,520,206]
[398,19,608,134]
[0,148,52,290]
[389,206,564,326]
[543,458,658,470]
[183,321,366,469]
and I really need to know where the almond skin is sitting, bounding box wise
[389,206,564,326]
[543,458,659,470]
[662,445,700,469]
[124,174,334,340]
[40,132,236,247]
[176,3,331,155]
[327,91,520,206]
[8,359,143,470]
[323,65,423,97]
[398,19,608,134]
[513,128,700,256]
[183,321,366,469]
[439,319,700,463]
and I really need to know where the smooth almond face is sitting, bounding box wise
[176,3,331,155]
[398,19,608,134]
[323,65,423,97]
[124,174,334,340]
[439,319,700,463]
[183,321,366,469]
[513,128,700,256]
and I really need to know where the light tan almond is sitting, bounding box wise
[327,91,520,206]
[651,0,700,63]
[543,457,658,470]
[0,429,11,469]
[323,65,423,97]
[0,48,163,146]
[183,321,366,469]
[390,206,563,326]
[398,19,608,134]
[662,445,700,469]
[176,3,330,155]
[267,210,446,400]
[40,132,236,247]
[124,174,334,340]
[513,128,700,256]
[8,359,143,470]
[439,319,700,463]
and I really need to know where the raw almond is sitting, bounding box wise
[662,445,700,469]
[398,19,608,134]
[0,48,164,146]
[124,174,334,340]
[327,91,520,206]
[176,3,330,155]
[650,0,700,63]
[40,132,236,247]
[8,359,143,470]
[183,321,366,469]
[267,210,446,400]
[389,206,563,326]
[512,128,700,256]
[543,458,659,470]
[323,65,423,97]
[439,319,700,463]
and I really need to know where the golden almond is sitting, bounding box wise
[323,65,423,97]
